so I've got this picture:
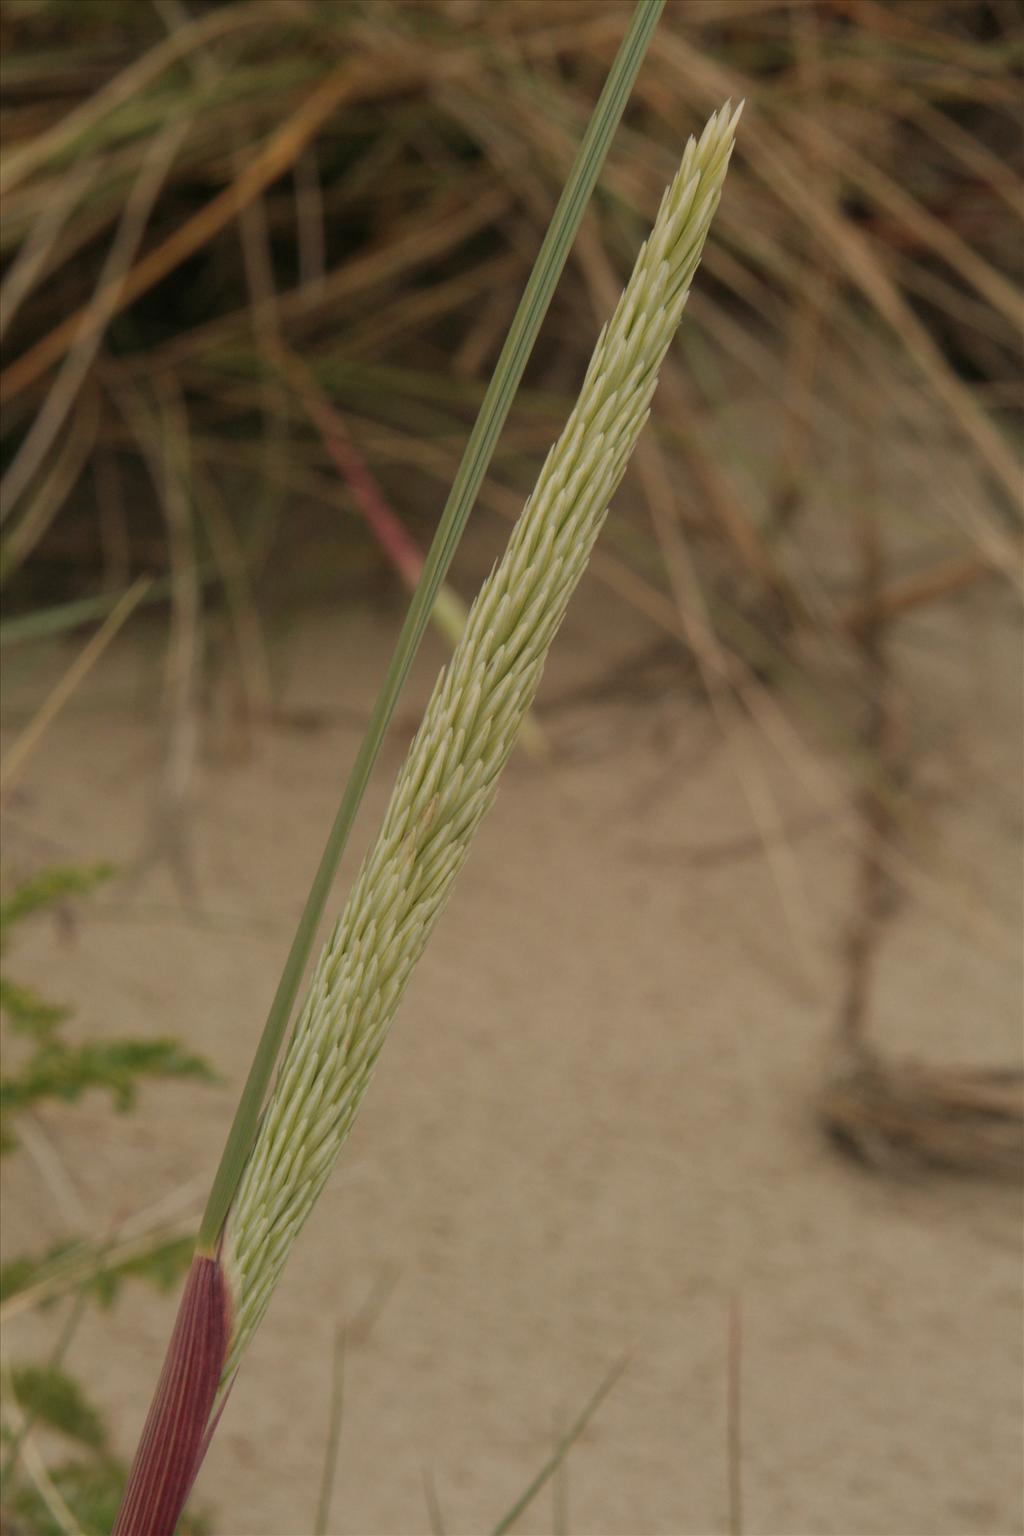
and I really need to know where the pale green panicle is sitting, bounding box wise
[221,101,741,1383]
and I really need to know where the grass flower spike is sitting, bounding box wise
[113,98,740,1535]
[222,100,742,1379]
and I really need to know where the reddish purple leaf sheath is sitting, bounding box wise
[112,1253,231,1536]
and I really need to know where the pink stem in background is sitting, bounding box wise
[277,344,426,590]
[277,345,548,759]
[112,1254,231,1536]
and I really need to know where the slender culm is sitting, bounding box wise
[220,101,742,1385]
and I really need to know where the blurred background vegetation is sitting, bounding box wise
[0,4,1021,1531]
[1,0,1019,660]
[2,0,1022,1177]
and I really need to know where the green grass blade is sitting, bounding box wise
[312,1324,346,1536]
[490,1359,628,1536]
[0,573,213,647]
[197,0,666,1253]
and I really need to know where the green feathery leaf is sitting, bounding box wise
[0,862,115,936]
[9,1365,107,1451]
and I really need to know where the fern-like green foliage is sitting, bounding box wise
[0,863,213,1534]
[0,863,116,930]
[2,1036,215,1123]
[10,1366,106,1450]
[2,1365,208,1536]
[6,1452,132,1536]
[0,863,215,1151]
[0,1234,195,1310]
[0,977,68,1036]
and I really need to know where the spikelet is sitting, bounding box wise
[221,102,742,1383]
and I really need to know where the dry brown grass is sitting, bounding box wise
[1,1,1018,606]
[822,1044,1024,1180]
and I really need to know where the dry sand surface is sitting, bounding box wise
[2,561,1021,1536]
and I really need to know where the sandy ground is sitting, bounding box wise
[2,558,1021,1536]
